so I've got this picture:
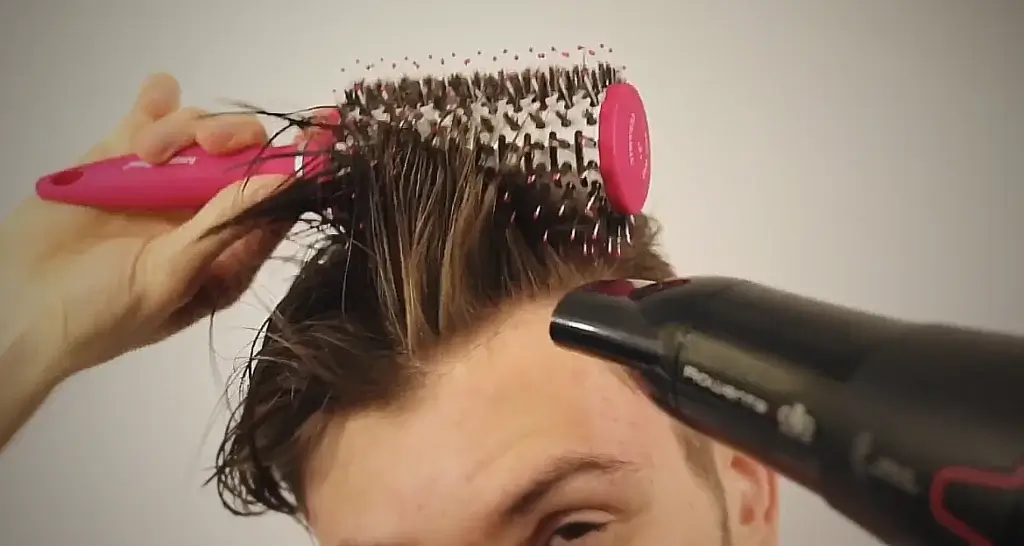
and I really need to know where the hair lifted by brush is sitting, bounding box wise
[209,106,679,519]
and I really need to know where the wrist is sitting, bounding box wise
[0,316,69,391]
[0,316,71,449]
[0,270,86,380]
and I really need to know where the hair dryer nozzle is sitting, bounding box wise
[549,280,664,370]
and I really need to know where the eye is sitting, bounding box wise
[547,521,608,545]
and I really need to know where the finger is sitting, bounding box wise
[78,74,181,164]
[194,113,268,155]
[132,106,207,164]
[208,221,290,290]
[147,175,292,299]
[165,223,289,328]
[116,74,182,142]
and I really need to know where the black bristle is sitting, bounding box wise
[235,62,631,258]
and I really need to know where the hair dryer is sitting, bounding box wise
[549,277,1024,546]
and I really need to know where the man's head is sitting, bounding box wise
[213,118,778,545]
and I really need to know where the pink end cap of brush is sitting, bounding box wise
[598,82,651,215]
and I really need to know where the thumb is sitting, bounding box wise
[146,175,290,300]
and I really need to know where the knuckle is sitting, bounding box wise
[197,114,267,150]
[175,107,209,134]
[179,106,208,120]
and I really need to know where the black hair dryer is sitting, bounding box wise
[550,276,1024,546]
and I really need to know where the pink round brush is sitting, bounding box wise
[34,141,329,212]
[36,66,651,216]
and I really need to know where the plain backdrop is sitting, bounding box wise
[0,1,1022,545]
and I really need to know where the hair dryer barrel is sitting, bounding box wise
[550,277,1024,546]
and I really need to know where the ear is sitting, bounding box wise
[714,445,780,546]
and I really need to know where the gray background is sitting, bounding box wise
[0,1,1021,545]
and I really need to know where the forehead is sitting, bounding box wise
[304,299,671,537]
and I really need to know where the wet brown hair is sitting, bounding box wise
[209,112,717,520]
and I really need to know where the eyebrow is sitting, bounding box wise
[500,453,635,520]
[332,454,633,546]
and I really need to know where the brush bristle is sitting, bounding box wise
[251,59,634,257]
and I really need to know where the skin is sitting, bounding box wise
[1,74,780,545]
[305,300,779,546]
[0,74,290,449]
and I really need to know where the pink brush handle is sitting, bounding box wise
[35,143,303,211]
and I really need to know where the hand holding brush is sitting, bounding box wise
[0,74,294,448]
